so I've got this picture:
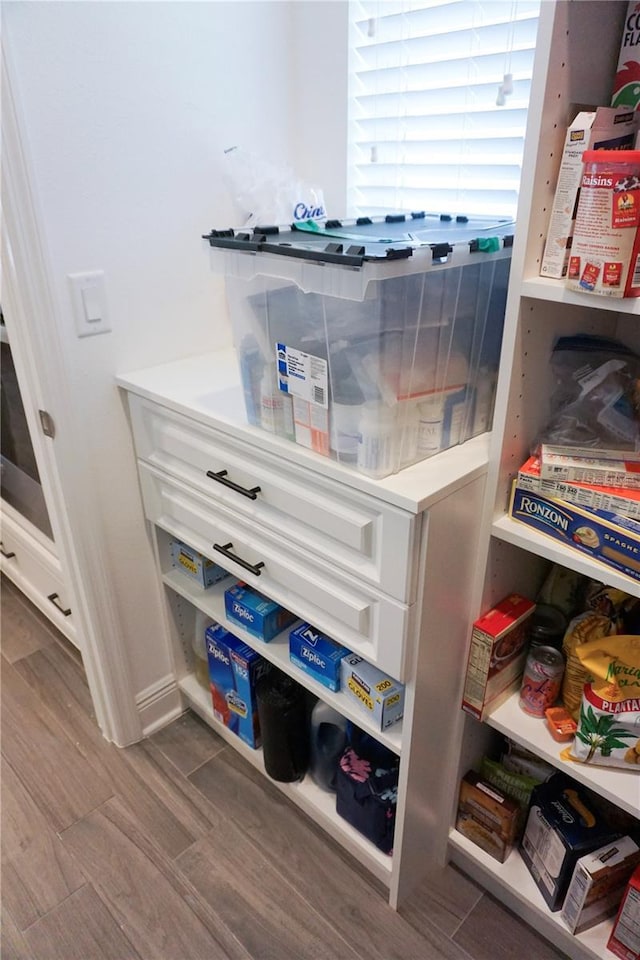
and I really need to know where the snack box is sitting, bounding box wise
[518,455,640,519]
[224,582,297,642]
[456,771,520,863]
[169,539,230,588]
[520,774,620,911]
[461,593,536,721]
[540,107,638,279]
[608,865,640,960]
[561,836,640,934]
[205,624,271,748]
[340,654,404,730]
[289,622,349,692]
[509,482,640,583]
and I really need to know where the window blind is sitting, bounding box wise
[347,0,540,218]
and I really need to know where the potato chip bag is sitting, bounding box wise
[568,635,640,770]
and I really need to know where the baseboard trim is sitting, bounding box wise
[136,674,184,737]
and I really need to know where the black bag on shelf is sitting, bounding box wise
[255,668,309,783]
[335,733,399,855]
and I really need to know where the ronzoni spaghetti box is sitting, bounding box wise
[461,593,536,721]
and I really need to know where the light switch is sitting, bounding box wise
[68,270,111,337]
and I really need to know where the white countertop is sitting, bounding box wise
[116,348,489,514]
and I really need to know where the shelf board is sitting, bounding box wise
[163,569,403,755]
[448,830,614,960]
[485,691,640,818]
[492,514,640,599]
[179,673,393,887]
[521,277,640,314]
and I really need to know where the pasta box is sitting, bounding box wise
[510,482,640,582]
[461,593,536,721]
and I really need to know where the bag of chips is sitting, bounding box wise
[567,635,640,770]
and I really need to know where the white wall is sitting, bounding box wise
[3,0,347,733]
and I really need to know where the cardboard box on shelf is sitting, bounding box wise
[607,865,640,960]
[456,771,520,863]
[340,654,404,730]
[169,539,230,588]
[561,836,640,934]
[540,107,638,280]
[461,593,536,721]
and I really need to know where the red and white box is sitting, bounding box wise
[461,594,536,721]
[539,450,640,489]
[517,455,640,519]
[607,865,640,960]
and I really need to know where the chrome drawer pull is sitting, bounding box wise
[213,542,265,577]
[0,542,16,559]
[47,592,72,617]
[206,469,261,501]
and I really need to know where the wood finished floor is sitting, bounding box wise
[0,576,566,960]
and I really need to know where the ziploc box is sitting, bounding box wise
[520,774,620,912]
[608,865,640,960]
[510,482,640,583]
[340,653,404,730]
[461,593,535,721]
[289,622,349,692]
[540,107,638,279]
[205,624,271,748]
[224,581,297,642]
[561,836,640,935]
[170,538,230,588]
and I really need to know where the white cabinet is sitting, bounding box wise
[448,4,640,960]
[117,348,491,908]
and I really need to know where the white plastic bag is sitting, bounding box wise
[223,146,326,228]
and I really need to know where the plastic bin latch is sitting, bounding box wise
[470,236,501,253]
[431,242,453,262]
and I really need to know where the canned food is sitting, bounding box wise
[519,645,565,717]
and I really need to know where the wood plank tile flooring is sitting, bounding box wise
[0,577,566,960]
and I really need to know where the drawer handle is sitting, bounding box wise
[47,592,72,617]
[213,542,265,577]
[206,469,261,501]
[0,542,16,559]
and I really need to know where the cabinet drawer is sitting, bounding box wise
[138,463,412,680]
[0,508,77,646]
[129,396,417,604]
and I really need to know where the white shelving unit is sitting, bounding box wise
[448,5,640,960]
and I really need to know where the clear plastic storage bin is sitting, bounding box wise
[204,214,513,479]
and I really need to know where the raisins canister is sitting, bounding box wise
[519,645,565,717]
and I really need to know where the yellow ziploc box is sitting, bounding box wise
[340,653,404,730]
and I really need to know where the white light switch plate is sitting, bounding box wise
[67,270,111,337]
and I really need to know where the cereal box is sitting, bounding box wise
[540,108,638,279]
[608,865,640,960]
[561,836,640,934]
[612,2,640,111]
[461,593,536,721]
[456,771,520,863]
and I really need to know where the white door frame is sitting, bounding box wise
[2,38,142,746]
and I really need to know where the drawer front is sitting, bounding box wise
[138,463,412,680]
[0,509,77,646]
[129,395,417,604]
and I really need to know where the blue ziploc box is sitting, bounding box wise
[170,539,230,588]
[224,581,297,642]
[289,622,349,692]
[205,624,271,748]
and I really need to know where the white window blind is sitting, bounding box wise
[347,0,540,219]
